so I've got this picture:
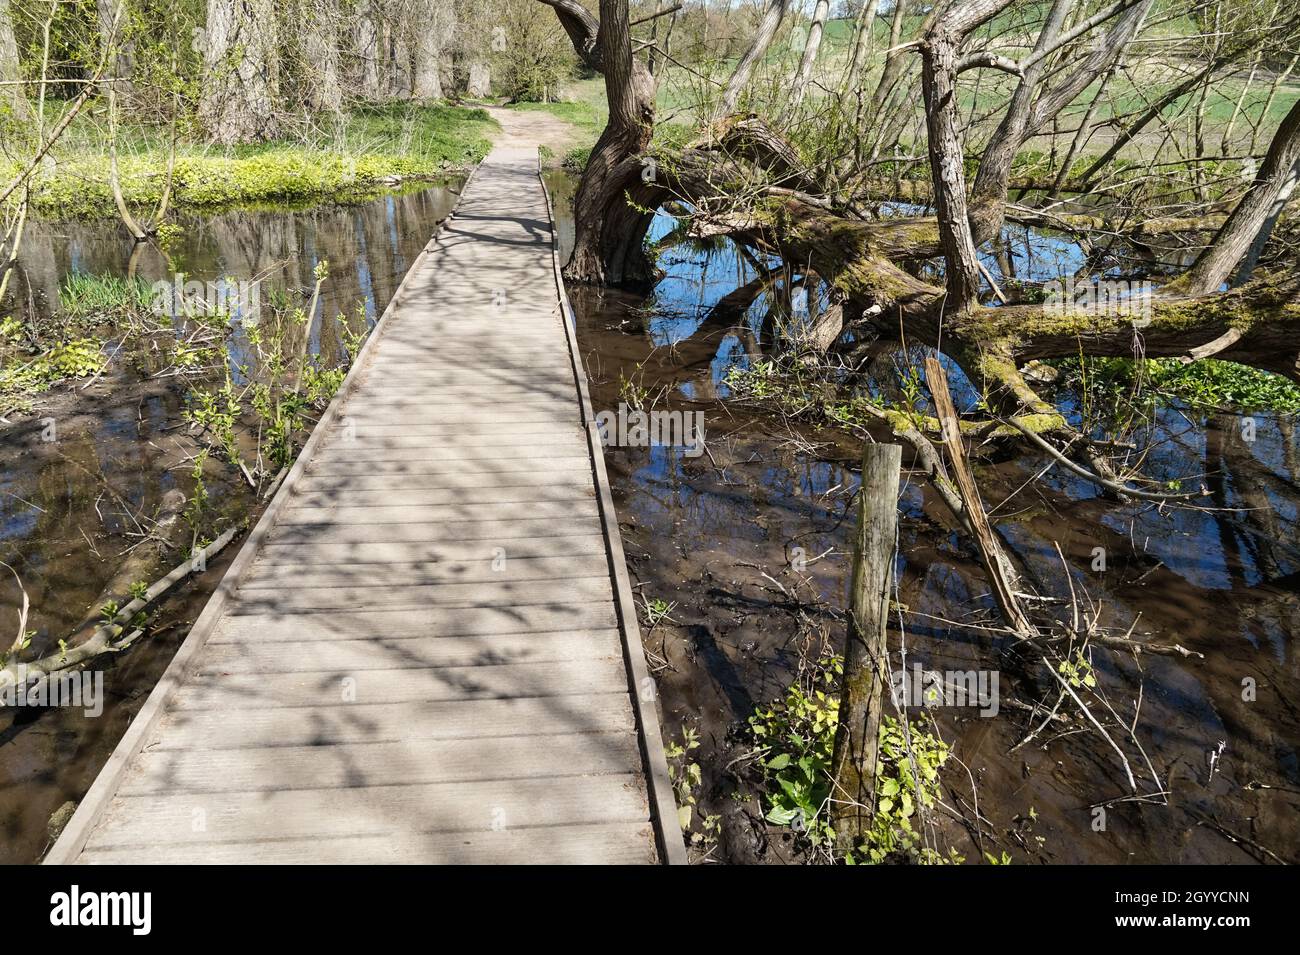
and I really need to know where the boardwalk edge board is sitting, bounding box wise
[44,167,484,866]
[540,161,689,866]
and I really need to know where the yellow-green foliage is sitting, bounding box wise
[748,654,960,865]
[21,151,430,219]
[1,338,104,414]
[6,105,497,219]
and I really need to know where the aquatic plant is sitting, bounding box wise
[59,273,155,318]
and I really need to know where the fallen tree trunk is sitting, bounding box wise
[0,525,240,691]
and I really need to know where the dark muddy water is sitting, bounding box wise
[0,181,461,863]
[547,171,1299,864]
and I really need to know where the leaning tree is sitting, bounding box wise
[536,0,1300,439]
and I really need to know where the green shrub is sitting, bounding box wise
[749,654,960,864]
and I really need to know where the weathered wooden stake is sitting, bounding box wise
[830,441,902,848]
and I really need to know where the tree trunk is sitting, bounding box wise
[466,59,491,97]
[355,0,381,99]
[96,0,135,102]
[303,0,343,113]
[715,0,790,118]
[199,0,281,145]
[0,0,24,118]
[829,442,901,848]
[1180,99,1300,294]
[412,0,454,99]
[841,0,879,95]
[789,0,831,106]
[869,0,908,109]
[388,28,412,98]
[537,0,658,284]
[1233,155,1300,285]
[921,22,984,310]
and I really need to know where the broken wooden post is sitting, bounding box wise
[923,356,1036,639]
[830,441,901,849]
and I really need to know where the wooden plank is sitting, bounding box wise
[148,693,638,749]
[78,823,656,864]
[197,630,624,672]
[83,774,649,848]
[275,501,599,526]
[355,370,576,385]
[265,517,604,544]
[241,555,610,587]
[287,487,594,510]
[228,577,614,613]
[295,471,594,493]
[170,657,630,709]
[209,604,619,642]
[308,446,594,464]
[250,535,608,564]
[325,421,582,436]
[120,732,642,794]
[306,457,593,476]
[314,432,588,451]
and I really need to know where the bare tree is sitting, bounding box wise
[715,0,791,118]
[96,0,136,101]
[199,0,282,144]
[354,0,382,99]
[790,0,831,106]
[412,0,456,99]
[0,0,24,120]
[303,0,344,112]
[536,0,657,282]
[841,0,879,95]
[1178,99,1300,294]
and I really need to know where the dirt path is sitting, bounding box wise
[482,105,582,156]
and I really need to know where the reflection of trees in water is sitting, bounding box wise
[1208,411,1299,585]
[1205,410,1300,677]
[10,184,460,367]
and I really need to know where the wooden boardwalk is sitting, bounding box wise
[45,141,684,865]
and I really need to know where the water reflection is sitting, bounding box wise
[0,182,462,863]
[549,170,1299,863]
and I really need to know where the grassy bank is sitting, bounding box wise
[5,103,498,220]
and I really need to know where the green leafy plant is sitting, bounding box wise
[665,726,719,850]
[749,654,960,864]
[1057,647,1097,690]
[641,595,676,629]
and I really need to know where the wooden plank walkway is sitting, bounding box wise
[45,140,685,865]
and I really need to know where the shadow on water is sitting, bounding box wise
[0,180,462,864]
[545,170,1300,864]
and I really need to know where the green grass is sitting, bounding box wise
[59,273,157,317]
[6,103,498,220]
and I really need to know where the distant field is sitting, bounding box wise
[517,13,1297,178]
